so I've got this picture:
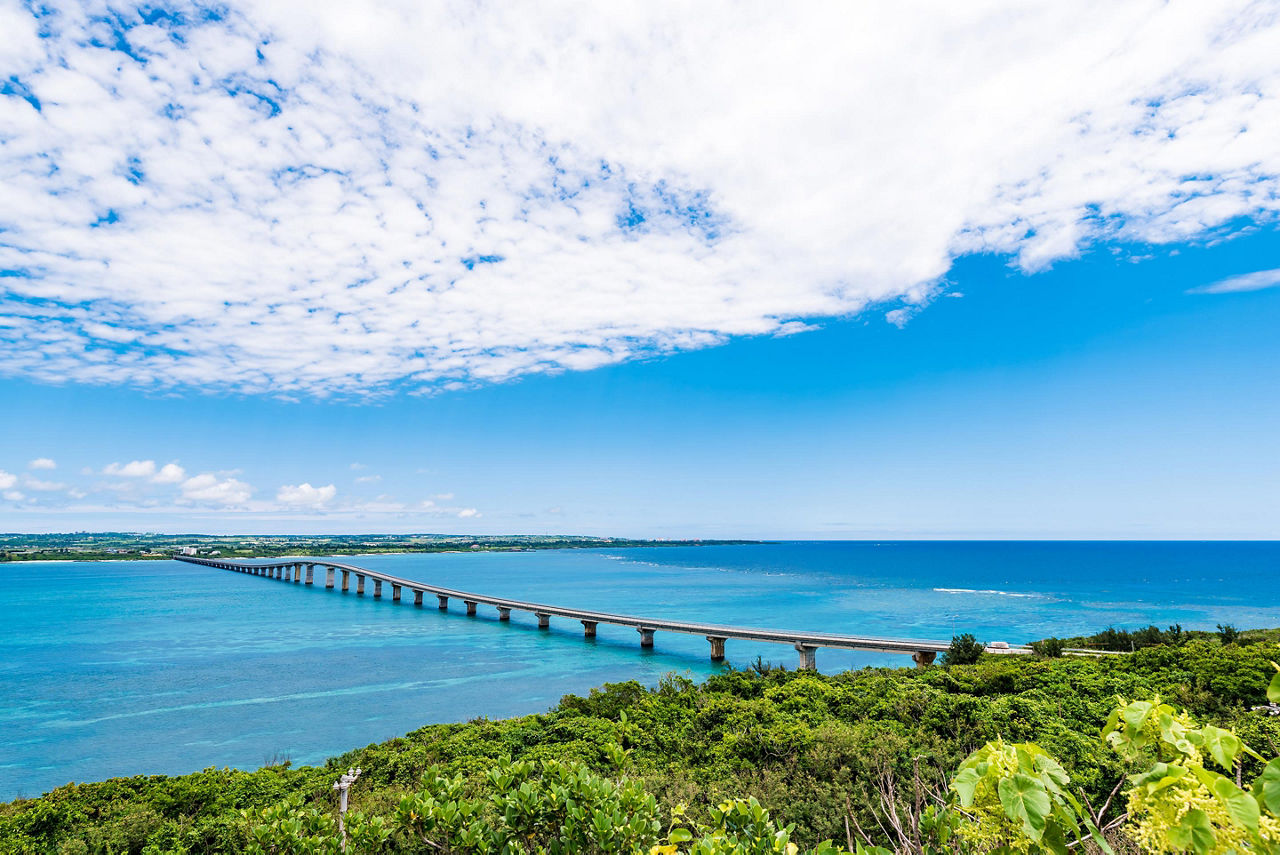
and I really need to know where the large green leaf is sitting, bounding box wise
[1199,725,1243,771]
[1211,777,1261,832]
[997,774,1051,842]
[1166,808,1216,854]
[1256,758,1280,815]
[951,767,981,808]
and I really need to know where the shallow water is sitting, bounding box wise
[2,541,1277,800]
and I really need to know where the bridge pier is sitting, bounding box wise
[437,594,449,611]
[413,590,423,606]
[707,636,726,662]
[536,612,550,629]
[305,564,314,585]
[497,606,511,621]
[341,570,350,592]
[794,642,817,671]
[293,563,301,583]
[392,584,401,602]
[356,574,366,595]
[582,620,597,638]
[637,627,655,648]
[325,567,335,588]
[373,579,382,598]
[465,600,477,616]
[911,651,937,668]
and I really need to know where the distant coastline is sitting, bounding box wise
[0,533,760,563]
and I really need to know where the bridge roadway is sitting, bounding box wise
[174,554,1034,669]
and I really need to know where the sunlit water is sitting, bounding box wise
[2,541,1277,799]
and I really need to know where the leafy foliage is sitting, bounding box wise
[943,634,985,666]
[243,759,840,854]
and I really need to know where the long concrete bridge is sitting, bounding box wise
[174,554,1035,669]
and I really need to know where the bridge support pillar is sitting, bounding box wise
[497,607,511,621]
[373,579,382,598]
[582,620,597,638]
[325,567,335,588]
[356,575,365,595]
[341,570,350,592]
[293,563,301,583]
[413,590,423,606]
[707,636,726,662]
[437,595,449,611]
[637,627,655,648]
[392,584,401,602]
[794,643,817,671]
[911,651,937,668]
[536,612,550,629]
[305,564,314,585]
[272,567,279,579]
[465,600,477,616]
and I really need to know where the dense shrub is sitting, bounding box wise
[943,633,985,666]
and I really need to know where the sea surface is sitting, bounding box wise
[2,541,1278,800]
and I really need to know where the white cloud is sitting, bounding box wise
[23,477,67,492]
[27,457,56,470]
[3,490,24,502]
[152,462,186,484]
[104,460,157,478]
[2,3,1280,397]
[354,474,381,483]
[1189,268,1280,295]
[0,470,16,490]
[456,508,480,519]
[179,473,253,506]
[276,482,337,508]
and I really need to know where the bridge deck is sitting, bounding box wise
[174,554,1038,666]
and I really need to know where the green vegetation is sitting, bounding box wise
[0,533,754,563]
[1038,624,1280,653]
[4,633,1280,853]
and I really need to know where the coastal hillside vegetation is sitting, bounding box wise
[3,636,1279,853]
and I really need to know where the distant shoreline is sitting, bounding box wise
[0,536,761,564]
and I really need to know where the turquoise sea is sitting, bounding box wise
[2,541,1278,800]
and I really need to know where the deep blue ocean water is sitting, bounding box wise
[2,541,1278,800]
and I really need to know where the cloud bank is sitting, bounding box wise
[3,1,1280,397]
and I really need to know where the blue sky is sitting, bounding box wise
[2,2,1279,537]
[4,229,1278,537]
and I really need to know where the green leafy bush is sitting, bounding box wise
[943,634,985,666]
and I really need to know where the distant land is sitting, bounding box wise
[0,532,757,563]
